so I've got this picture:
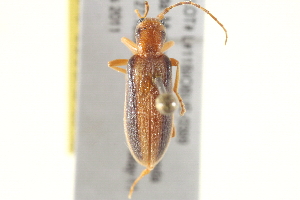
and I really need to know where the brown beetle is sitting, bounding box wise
[108,1,227,198]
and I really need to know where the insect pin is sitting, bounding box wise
[108,1,227,198]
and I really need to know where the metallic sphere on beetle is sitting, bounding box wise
[155,93,178,115]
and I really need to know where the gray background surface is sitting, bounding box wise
[75,0,204,199]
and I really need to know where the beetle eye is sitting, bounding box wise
[135,28,141,36]
[161,30,166,36]
[137,18,145,24]
[160,20,165,25]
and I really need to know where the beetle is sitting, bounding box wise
[108,1,227,198]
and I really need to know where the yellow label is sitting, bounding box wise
[68,0,79,153]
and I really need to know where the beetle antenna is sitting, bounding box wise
[157,1,228,45]
[135,1,149,18]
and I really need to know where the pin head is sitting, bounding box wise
[155,93,178,115]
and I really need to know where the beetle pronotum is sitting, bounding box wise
[108,1,227,198]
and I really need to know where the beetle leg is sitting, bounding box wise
[121,37,138,54]
[161,41,175,52]
[172,123,176,137]
[108,59,128,74]
[170,58,186,116]
[128,168,152,199]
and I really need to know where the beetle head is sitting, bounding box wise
[134,2,166,56]
[135,17,166,56]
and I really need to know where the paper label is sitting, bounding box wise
[75,0,204,199]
